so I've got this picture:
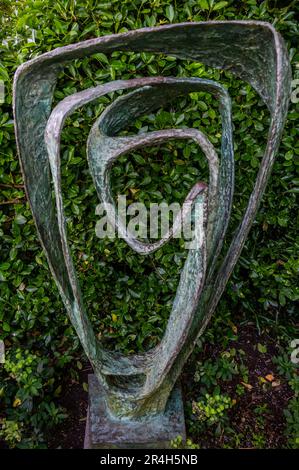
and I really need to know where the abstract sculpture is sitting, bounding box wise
[13,21,291,448]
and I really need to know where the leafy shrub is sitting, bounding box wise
[0,0,298,448]
[170,435,200,449]
[0,419,22,448]
[1,348,66,447]
[284,397,299,449]
[194,356,239,388]
[192,392,235,426]
[194,348,249,390]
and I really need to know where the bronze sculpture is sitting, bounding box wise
[13,21,291,448]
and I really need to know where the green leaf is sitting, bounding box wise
[257,343,267,354]
[3,322,10,332]
[94,53,109,64]
[0,263,10,271]
[54,385,62,397]
[15,214,27,225]
[165,5,175,22]
[0,64,9,81]
[199,0,210,10]
[213,1,229,11]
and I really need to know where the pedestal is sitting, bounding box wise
[84,375,186,449]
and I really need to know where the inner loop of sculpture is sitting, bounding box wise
[87,85,220,256]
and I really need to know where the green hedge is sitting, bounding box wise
[0,0,298,447]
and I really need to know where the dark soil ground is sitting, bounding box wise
[47,324,293,449]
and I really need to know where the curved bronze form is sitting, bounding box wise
[13,21,291,426]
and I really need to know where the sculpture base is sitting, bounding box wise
[84,375,186,449]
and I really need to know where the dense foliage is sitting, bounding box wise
[0,0,298,448]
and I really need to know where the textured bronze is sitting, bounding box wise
[13,21,291,446]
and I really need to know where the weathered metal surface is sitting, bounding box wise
[13,21,291,442]
[85,375,185,449]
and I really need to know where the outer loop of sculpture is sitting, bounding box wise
[13,22,291,447]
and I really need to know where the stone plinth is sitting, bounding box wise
[84,375,186,449]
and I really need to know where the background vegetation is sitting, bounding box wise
[0,0,298,448]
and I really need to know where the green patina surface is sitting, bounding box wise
[13,21,291,444]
